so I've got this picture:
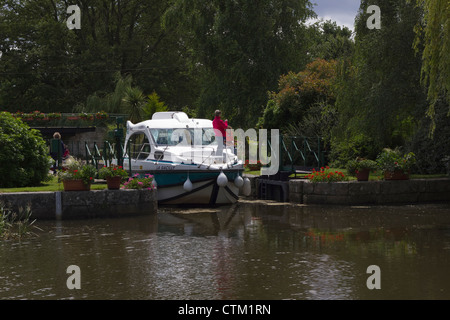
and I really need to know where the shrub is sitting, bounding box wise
[405,100,450,174]
[328,134,380,168]
[0,112,52,187]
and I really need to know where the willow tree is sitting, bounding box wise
[414,0,450,132]
[331,0,427,165]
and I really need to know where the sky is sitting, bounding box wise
[310,0,361,31]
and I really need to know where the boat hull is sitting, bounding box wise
[132,170,243,205]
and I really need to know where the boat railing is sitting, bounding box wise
[83,139,239,175]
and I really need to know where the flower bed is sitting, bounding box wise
[305,166,347,182]
[122,173,156,190]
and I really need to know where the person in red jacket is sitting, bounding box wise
[212,110,231,157]
[213,110,229,139]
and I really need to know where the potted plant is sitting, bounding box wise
[66,113,80,121]
[346,158,378,181]
[98,165,129,190]
[79,112,94,121]
[376,149,416,180]
[21,112,34,121]
[47,112,62,120]
[32,110,45,120]
[95,111,109,120]
[58,160,97,191]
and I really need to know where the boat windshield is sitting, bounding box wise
[150,128,217,147]
[128,132,151,160]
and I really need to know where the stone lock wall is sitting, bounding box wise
[289,179,450,205]
[0,189,157,220]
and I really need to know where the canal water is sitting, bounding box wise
[1,200,450,300]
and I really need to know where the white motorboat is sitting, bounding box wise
[121,111,250,205]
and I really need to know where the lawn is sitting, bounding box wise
[244,167,448,181]
[0,176,107,193]
[1,169,447,193]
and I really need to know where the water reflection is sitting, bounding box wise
[1,201,450,299]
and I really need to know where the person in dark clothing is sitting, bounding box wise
[50,132,66,174]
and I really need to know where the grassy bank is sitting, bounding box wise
[0,202,38,240]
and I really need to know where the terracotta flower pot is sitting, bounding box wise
[384,170,409,180]
[63,179,91,191]
[356,168,370,181]
[106,176,122,190]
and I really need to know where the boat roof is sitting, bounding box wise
[126,112,213,132]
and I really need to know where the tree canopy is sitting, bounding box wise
[258,58,338,131]
[0,0,195,113]
[162,0,316,127]
[0,0,449,173]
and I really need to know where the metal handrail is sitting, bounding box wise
[277,135,324,172]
